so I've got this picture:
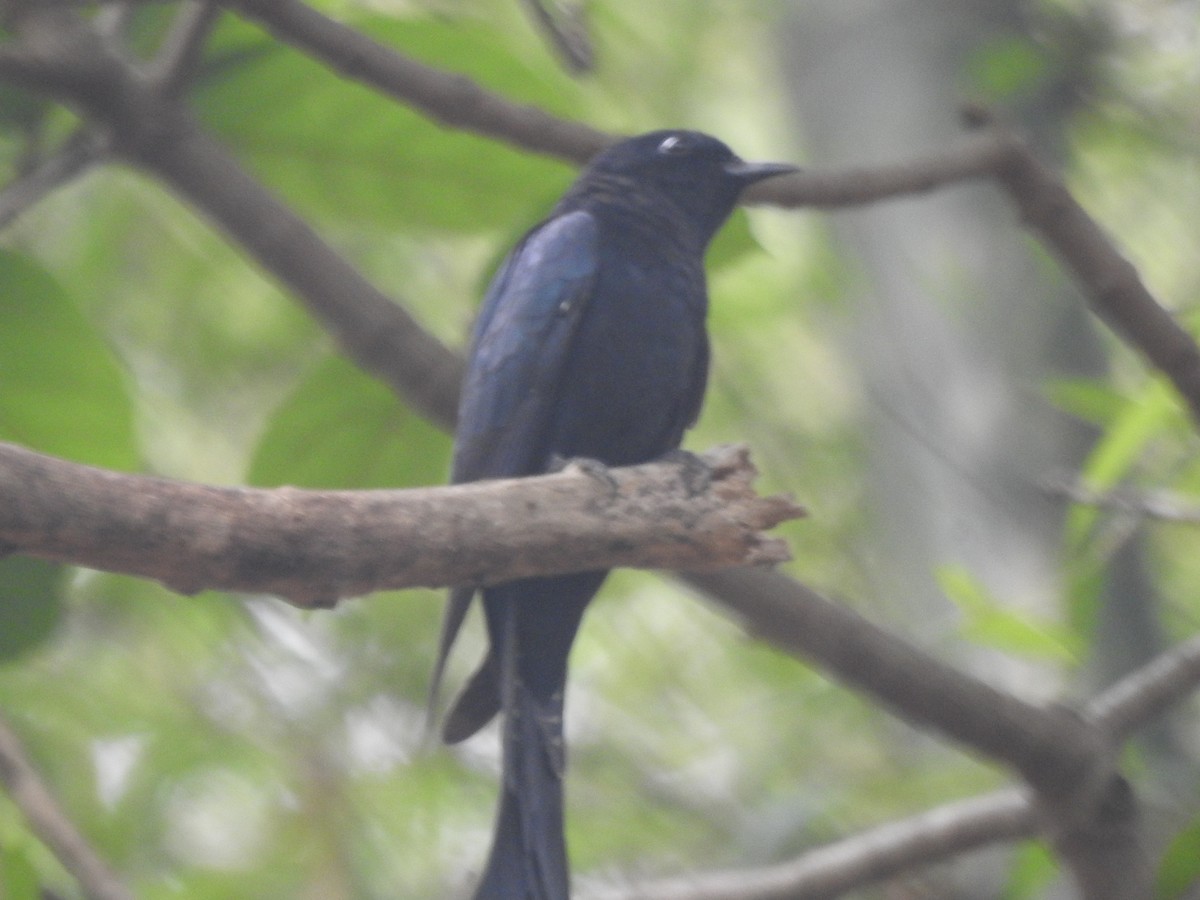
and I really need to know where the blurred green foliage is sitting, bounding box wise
[1157,816,1200,898]
[0,1,1197,898]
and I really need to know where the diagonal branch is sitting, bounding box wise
[1045,476,1200,525]
[0,714,134,900]
[977,115,1200,425]
[227,0,610,163]
[0,128,107,231]
[520,0,594,74]
[1088,633,1200,739]
[133,105,467,431]
[683,568,1102,798]
[588,788,1035,900]
[144,0,222,96]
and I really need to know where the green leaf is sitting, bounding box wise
[0,557,62,664]
[0,250,137,469]
[707,208,763,270]
[1079,379,1180,487]
[1062,552,1106,641]
[1065,378,1181,547]
[966,37,1051,102]
[248,353,451,490]
[195,16,580,232]
[1157,818,1200,899]
[1005,842,1059,899]
[0,839,42,900]
[936,564,1081,664]
[1042,377,1128,428]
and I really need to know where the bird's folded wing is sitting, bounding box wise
[428,210,599,733]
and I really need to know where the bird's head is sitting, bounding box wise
[577,130,797,243]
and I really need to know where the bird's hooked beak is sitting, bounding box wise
[724,159,799,185]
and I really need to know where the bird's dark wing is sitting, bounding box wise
[451,209,600,483]
[681,331,710,431]
[427,210,599,732]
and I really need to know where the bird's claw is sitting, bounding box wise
[551,454,620,498]
[659,448,712,496]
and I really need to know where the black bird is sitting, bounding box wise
[431,130,796,899]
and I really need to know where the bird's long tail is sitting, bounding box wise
[473,664,569,899]
[472,572,605,900]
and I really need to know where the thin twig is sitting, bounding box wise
[0,129,106,231]
[601,623,1200,900]
[973,112,1200,425]
[0,715,134,900]
[744,127,1010,207]
[144,0,221,96]
[520,0,594,74]
[1045,476,1200,525]
[587,789,1034,900]
[1089,634,1200,738]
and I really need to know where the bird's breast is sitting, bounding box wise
[547,254,708,467]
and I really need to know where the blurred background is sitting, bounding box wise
[1,0,1199,897]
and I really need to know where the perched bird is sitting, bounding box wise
[431,130,796,899]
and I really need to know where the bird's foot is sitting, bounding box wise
[550,454,620,498]
[659,448,712,496]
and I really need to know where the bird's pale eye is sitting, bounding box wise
[657,135,689,156]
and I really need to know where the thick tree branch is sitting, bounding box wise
[1043,639,1200,900]
[0,17,111,98]
[0,442,800,606]
[0,714,134,900]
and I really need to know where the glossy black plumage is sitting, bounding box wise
[431,130,796,900]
